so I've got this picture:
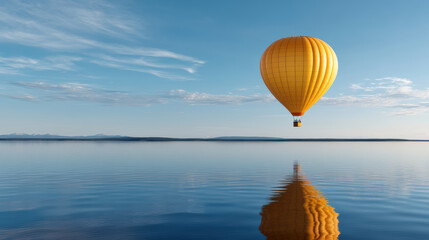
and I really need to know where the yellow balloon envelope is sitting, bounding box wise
[260,36,338,127]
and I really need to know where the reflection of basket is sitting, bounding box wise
[259,164,340,240]
[294,121,302,127]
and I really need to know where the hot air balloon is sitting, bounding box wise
[260,36,338,127]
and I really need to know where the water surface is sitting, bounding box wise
[0,142,428,239]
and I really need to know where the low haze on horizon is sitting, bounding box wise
[0,0,429,139]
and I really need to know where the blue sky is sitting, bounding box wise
[0,0,429,138]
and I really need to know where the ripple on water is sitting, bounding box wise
[0,142,428,240]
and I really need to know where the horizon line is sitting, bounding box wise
[0,134,427,142]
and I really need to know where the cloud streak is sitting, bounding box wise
[0,0,204,79]
[7,81,274,106]
[319,77,429,115]
[0,56,82,74]
[5,77,429,116]
[169,90,274,105]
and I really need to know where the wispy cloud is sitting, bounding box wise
[7,77,428,116]
[0,56,81,74]
[0,0,140,49]
[0,93,38,102]
[95,54,199,73]
[0,0,204,79]
[168,89,274,105]
[7,81,274,106]
[90,54,198,80]
[320,77,429,115]
[9,81,162,106]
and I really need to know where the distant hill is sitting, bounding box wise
[0,134,427,142]
[214,136,285,140]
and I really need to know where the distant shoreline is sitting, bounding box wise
[0,137,427,142]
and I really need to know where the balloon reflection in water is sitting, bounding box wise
[259,163,340,240]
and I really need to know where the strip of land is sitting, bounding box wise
[0,134,427,142]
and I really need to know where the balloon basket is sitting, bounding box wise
[293,121,302,127]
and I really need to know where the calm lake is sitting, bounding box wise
[0,142,428,240]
